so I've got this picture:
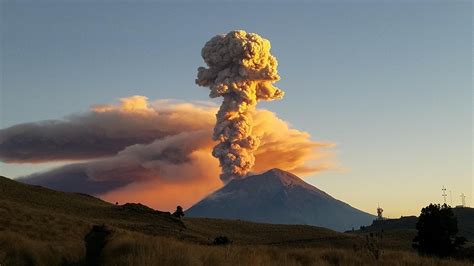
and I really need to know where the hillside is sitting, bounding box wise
[346,208,474,254]
[187,168,375,231]
[0,176,358,248]
[1,176,471,265]
[355,208,474,241]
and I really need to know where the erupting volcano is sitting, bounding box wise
[187,168,374,231]
[190,31,373,231]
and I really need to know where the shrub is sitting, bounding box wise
[412,204,466,257]
[172,206,185,218]
[213,236,231,245]
[84,224,112,265]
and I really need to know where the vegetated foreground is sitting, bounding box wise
[0,176,471,265]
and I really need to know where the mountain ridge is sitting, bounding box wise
[187,168,375,231]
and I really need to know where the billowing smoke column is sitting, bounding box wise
[196,30,284,182]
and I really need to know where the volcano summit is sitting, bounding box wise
[187,168,374,231]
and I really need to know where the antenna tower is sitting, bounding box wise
[376,204,384,221]
[460,193,466,207]
[442,186,447,205]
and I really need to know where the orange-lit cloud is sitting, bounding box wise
[3,96,335,210]
[253,110,336,176]
[100,150,222,210]
[0,95,213,163]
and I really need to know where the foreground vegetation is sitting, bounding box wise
[0,176,472,265]
[2,228,470,266]
[102,233,470,266]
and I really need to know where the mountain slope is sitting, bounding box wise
[1,176,468,266]
[187,168,375,231]
[0,175,356,245]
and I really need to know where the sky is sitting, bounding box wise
[1,0,472,218]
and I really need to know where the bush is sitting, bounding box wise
[84,224,112,265]
[172,206,185,218]
[213,236,231,245]
[412,204,466,257]
[365,233,382,260]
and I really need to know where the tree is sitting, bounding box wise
[412,203,466,257]
[84,225,111,265]
[172,205,185,218]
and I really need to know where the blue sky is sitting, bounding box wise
[1,1,472,217]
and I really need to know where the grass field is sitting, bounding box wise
[0,176,472,265]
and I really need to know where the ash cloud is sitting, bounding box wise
[20,164,130,195]
[2,96,334,210]
[196,30,284,182]
[0,96,213,163]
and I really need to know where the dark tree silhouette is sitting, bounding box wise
[213,236,231,245]
[412,204,466,257]
[172,205,185,218]
[84,225,111,266]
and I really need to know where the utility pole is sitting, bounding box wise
[442,186,447,205]
[460,193,466,207]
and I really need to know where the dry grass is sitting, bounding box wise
[1,176,472,265]
[1,215,471,266]
[2,213,470,266]
[1,228,470,266]
[182,217,358,247]
[0,231,83,266]
[100,231,470,266]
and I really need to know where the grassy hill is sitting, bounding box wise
[453,208,474,241]
[353,208,474,241]
[0,176,471,265]
[0,176,353,245]
[347,208,474,252]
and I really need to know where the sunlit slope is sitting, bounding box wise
[0,175,184,232]
[0,176,355,246]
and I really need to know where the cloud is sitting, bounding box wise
[2,96,335,210]
[196,30,285,181]
[0,96,214,163]
[252,110,336,175]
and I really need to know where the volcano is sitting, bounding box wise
[187,168,375,231]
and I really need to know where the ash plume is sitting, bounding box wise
[3,96,334,210]
[196,30,284,182]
